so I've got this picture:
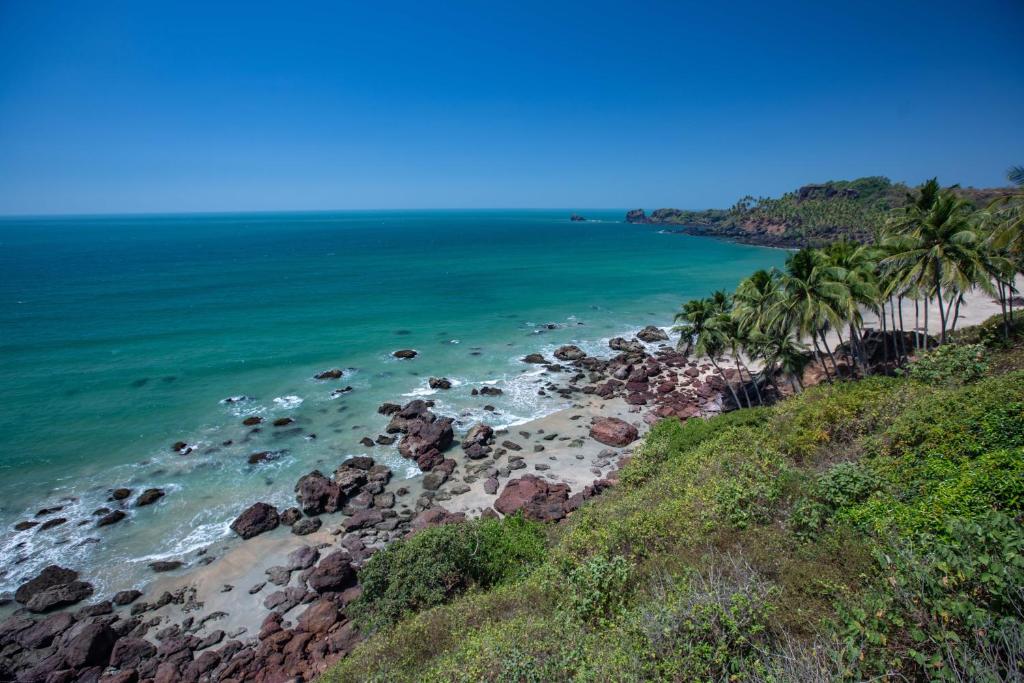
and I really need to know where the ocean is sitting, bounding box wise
[0,209,786,596]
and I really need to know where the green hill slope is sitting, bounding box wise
[323,318,1024,682]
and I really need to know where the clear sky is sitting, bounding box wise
[0,1,1022,215]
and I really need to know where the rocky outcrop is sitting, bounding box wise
[314,368,344,380]
[636,325,669,342]
[295,471,342,516]
[625,209,648,223]
[15,566,94,613]
[570,213,586,222]
[230,502,280,539]
[494,475,571,522]
[554,345,586,361]
[589,417,639,446]
[392,349,417,359]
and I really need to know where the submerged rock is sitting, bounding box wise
[135,488,165,506]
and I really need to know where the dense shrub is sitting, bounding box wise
[349,514,547,632]
[909,342,988,385]
[837,511,1024,682]
[560,555,631,626]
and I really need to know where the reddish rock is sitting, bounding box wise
[398,417,454,459]
[62,623,116,669]
[307,552,356,593]
[110,637,157,669]
[229,502,280,539]
[589,417,639,446]
[294,470,342,515]
[410,507,466,531]
[494,475,571,522]
[297,600,339,634]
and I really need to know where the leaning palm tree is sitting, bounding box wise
[754,328,811,394]
[773,248,848,381]
[689,301,743,410]
[673,297,716,356]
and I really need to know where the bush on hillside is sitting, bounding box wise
[349,514,547,632]
[837,511,1024,682]
[909,343,988,385]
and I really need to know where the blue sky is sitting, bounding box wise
[0,1,1022,215]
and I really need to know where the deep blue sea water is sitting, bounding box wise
[0,210,786,595]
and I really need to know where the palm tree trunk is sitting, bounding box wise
[819,332,840,377]
[880,302,889,370]
[733,358,752,408]
[925,294,933,350]
[951,295,963,333]
[914,298,920,350]
[710,357,741,410]
[935,267,948,344]
[744,362,764,405]
[898,297,909,368]
[810,335,832,383]
[998,280,1009,341]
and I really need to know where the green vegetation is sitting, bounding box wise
[325,327,1024,682]
[671,175,1022,405]
[347,514,547,632]
[646,175,1014,247]
[323,172,1023,681]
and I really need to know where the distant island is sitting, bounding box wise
[627,176,1011,247]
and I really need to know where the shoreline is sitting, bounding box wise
[2,264,1015,681]
[1,315,737,681]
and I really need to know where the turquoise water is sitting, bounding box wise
[0,210,785,595]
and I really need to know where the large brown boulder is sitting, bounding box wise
[229,502,280,539]
[296,600,339,634]
[294,470,342,515]
[494,475,571,522]
[554,345,586,361]
[636,325,669,342]
[589,417,639,446]
[110,637,157,669]
[308,552,357,593]
[461,423,494,450]
[61,622,117,669]
[398,417,454,459]
[15,566,94,613]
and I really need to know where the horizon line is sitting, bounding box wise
[0,206,655,220]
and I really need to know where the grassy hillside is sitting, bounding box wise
[630,177,1010,247]
[323,316,1024,682]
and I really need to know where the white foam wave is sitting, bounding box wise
[273,395,303,410]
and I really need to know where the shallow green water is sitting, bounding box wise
[0,209,785,594]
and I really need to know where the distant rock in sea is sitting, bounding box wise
[570,213,586,222]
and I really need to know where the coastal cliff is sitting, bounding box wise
[628,176,1012,247]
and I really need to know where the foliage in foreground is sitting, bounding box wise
[324,334,1024,683]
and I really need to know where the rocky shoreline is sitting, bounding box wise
[0,324,742,683]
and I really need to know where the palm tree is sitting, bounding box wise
[773,248,848,381]
[882,189,990,344]
[673,298,715,356]
[686,297,743,409]
[753,328,811,394]
[824,241,880,373]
